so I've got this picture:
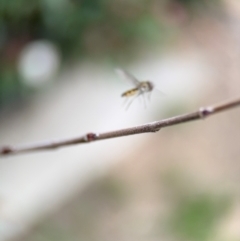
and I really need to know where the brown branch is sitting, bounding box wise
[1,96,240,156]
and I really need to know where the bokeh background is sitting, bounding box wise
[1,0,240,240]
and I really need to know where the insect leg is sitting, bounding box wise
[122,96,129,107]
[141,92,147,109]
[125,93,141,110]
[148,92,152,101]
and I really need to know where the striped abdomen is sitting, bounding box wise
[121,88,139,97]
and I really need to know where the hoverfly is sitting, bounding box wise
[116,68,162,109]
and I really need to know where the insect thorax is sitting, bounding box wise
[139,81,154,92]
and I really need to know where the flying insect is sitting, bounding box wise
[116,68,161,109]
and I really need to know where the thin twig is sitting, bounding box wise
[1,97,240,156]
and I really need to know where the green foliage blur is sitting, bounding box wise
[159,169,232,241]
[169,194,230,241]
[0,0,220,111]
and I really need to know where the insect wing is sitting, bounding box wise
[115,68,140,87]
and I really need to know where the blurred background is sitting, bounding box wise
[1,0,240,240]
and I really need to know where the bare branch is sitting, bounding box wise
[1,96,240,156]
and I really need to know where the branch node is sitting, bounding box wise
[199,107,214,119]
[147,122,160,133]
[0,146,13,155]
[84,133,99,142]
[152,127,161,132]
